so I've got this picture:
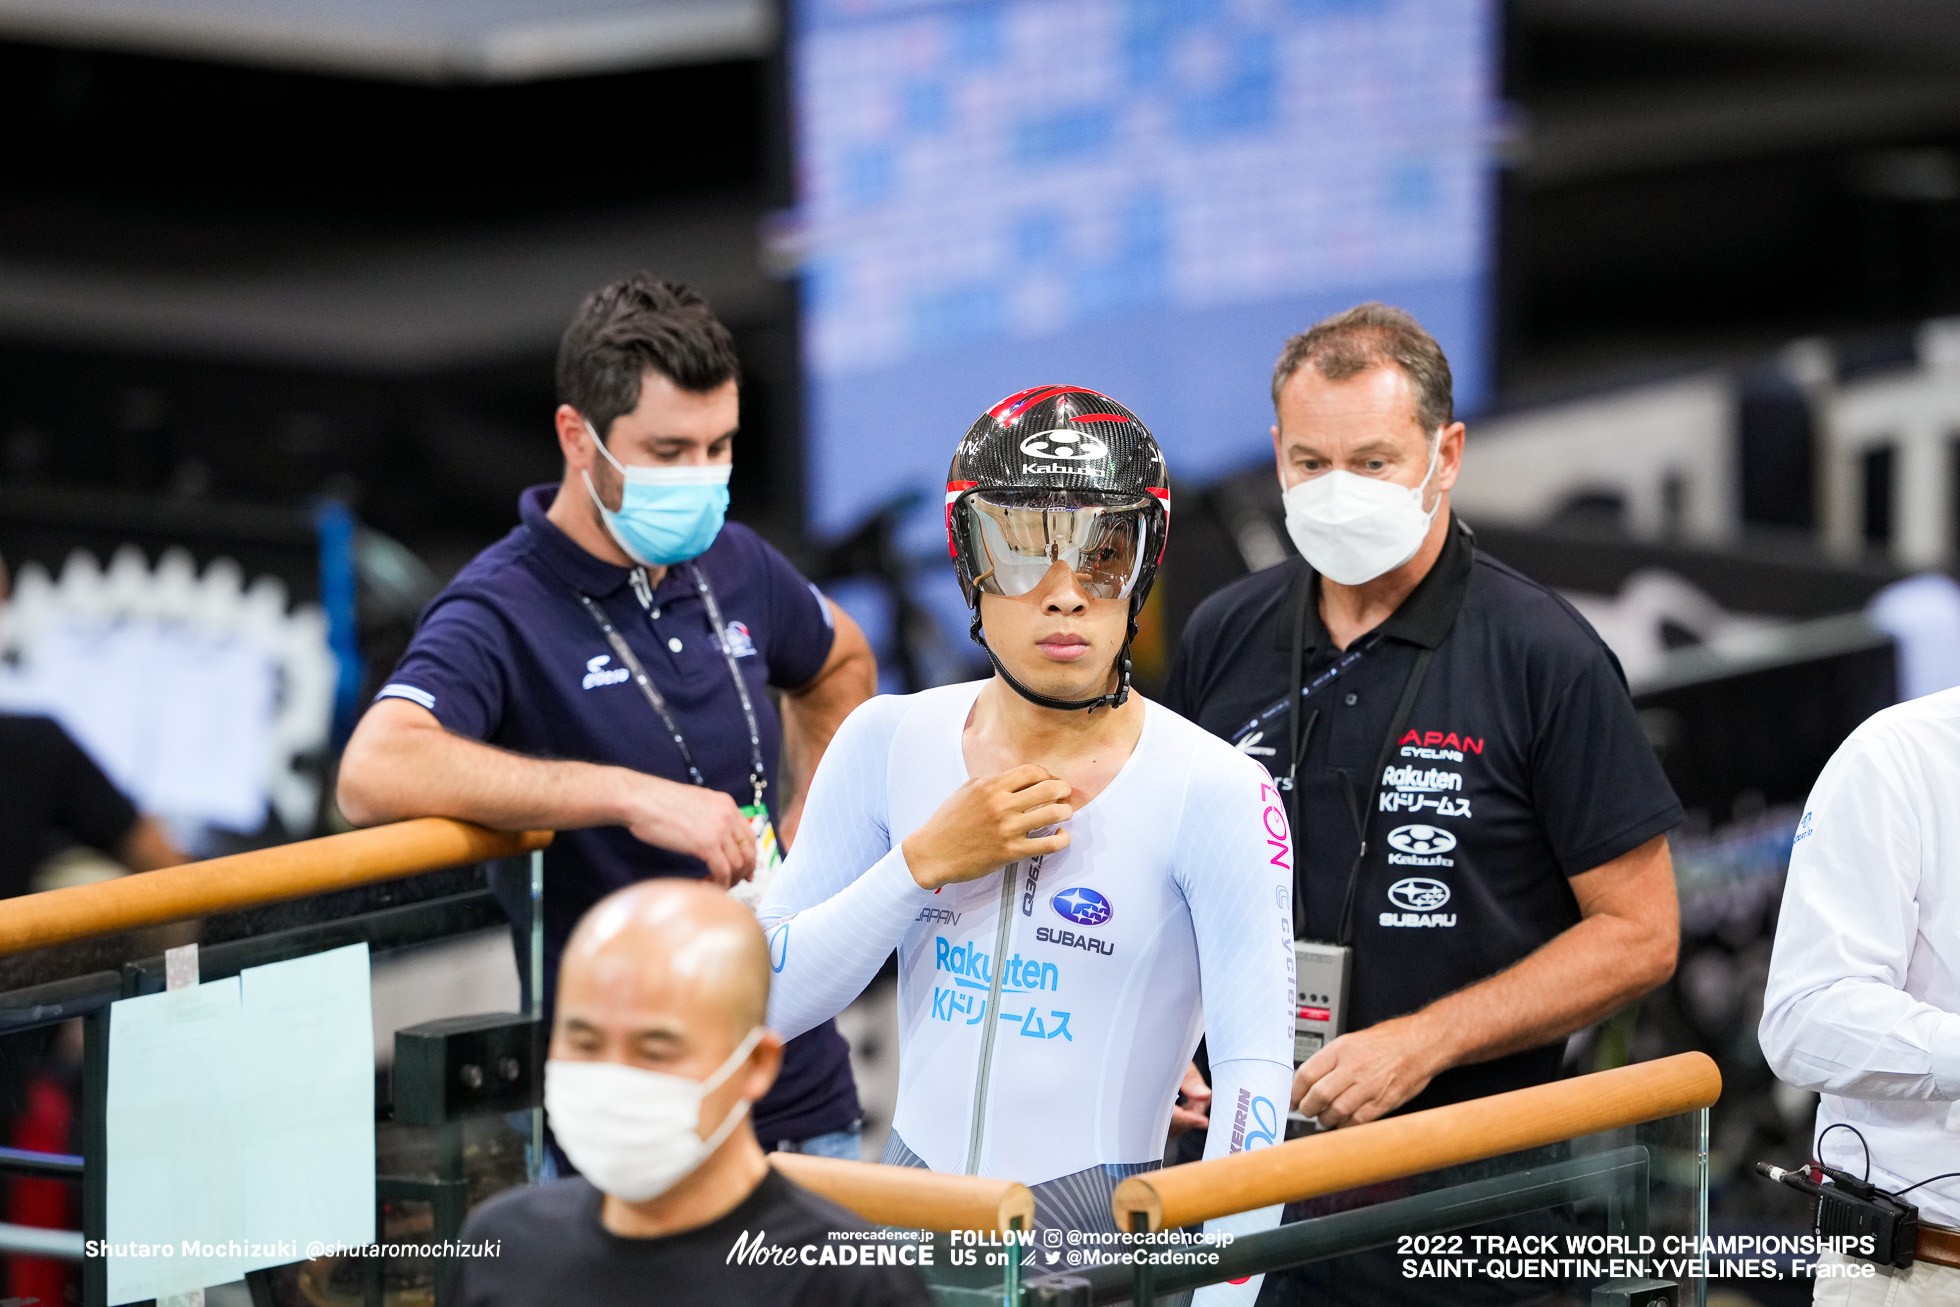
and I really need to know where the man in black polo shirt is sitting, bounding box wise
[1167,304,1681,1305]
[339,274,877,1160]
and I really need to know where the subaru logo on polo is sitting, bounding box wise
[1019,429,1108,461]
[1386,824,1457,857]
[1387,878,1451,912]
[1051,887,1112,927]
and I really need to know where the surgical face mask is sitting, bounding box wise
[582,422,731,567]
[545,1026,764,1203]
[1281,436,1442,586]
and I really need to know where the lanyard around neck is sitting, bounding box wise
[1280,576,1436,946]
[575,563,769,809]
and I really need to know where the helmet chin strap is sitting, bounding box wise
[967,605,1136,714]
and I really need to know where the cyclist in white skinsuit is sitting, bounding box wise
[761,684,1295,1225]
[758,387,1293,1304]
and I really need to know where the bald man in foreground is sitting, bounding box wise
[451,881,931,1306]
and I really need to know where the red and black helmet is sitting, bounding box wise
[946,385,1171,712]
[946,384,1170,605]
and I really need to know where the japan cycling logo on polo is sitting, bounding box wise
[1051,887,1113,927]
[581,654,629,690]
[1019,429,1109,461]
[1399,729,1483,764]
[720,621,757,659]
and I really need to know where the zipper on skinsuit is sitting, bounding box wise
[962,860,1023,1174]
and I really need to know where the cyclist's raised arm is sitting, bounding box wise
[1176,753,1298,1306]
[759,696,933,1039]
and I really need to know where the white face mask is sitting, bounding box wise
[1281,435,1442,586]
[545,1026,764,1203]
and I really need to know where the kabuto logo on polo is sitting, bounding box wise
[1387,825,1456,856]
[1386,824,1457,867]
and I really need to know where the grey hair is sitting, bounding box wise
[1272,302,1453,436]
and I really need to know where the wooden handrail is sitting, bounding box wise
[1112,1051,1721,1232]
[0,819,552,957]
[772,1154,1035,1233]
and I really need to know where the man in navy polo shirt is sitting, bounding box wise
[338,274,877,1159]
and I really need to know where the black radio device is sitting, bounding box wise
[1755,1162,1918,1270]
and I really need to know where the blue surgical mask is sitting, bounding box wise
[582,423,731,567]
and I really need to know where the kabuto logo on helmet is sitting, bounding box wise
[945,385,1171,714]
[1019,429,1109,462]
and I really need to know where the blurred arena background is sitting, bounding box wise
[8,3,1960,1301]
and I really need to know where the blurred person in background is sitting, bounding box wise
[337,275,877,1164]
[1761,689,1960,1302]
[451,879,930,1306]
[0,711,188,895]
[0,554,191,1303]
[0,557,190,896]
[1166,304,1682,1306]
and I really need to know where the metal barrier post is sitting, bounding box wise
[1128,1207,1154,1307]
[433,1122,466,1306]
[528,848,545,1183]
[80,1007,110,1307]
[1696,1107,1710,1307]
[1003,1212,1023,1306]
[362,1205,383,1307]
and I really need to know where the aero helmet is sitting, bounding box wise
[946,385,1170,712]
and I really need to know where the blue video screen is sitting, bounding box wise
[789,0,1496,554]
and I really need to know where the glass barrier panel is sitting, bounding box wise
[905,1107,1714,1307]
[0,854,538,1307]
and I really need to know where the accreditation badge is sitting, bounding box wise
[741,803,783,874]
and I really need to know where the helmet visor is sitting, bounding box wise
[962,490,1152,600]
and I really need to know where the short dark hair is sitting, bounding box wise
[1271,302,1453,435]
[555,274,741,440]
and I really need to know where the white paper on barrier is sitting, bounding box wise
[107,943,375,1305]
[105,978,246,1300]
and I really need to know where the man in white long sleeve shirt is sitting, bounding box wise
[759,387,1296,1304]
[1761,686,1960,1301]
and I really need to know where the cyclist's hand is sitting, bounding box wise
[1167,1062,1212,1139]
[901,764,1072,890]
